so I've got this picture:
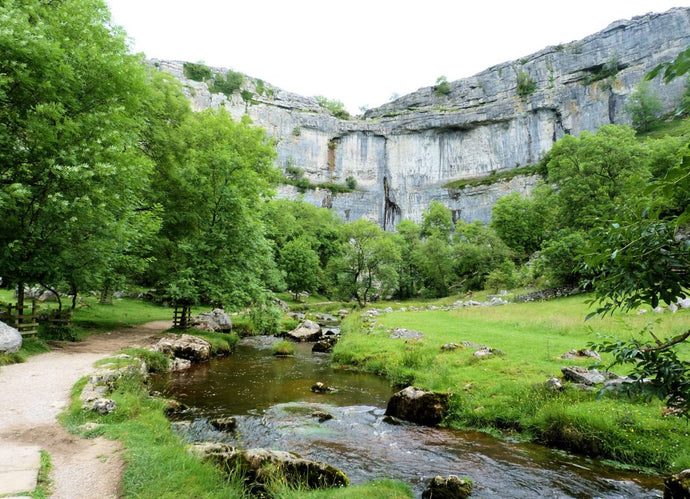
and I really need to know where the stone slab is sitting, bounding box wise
[0,445,41,495]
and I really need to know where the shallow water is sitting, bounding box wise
[152,337,662,498]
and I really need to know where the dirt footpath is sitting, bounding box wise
[0,321,170,498]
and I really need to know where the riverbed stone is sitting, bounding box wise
[286,320,322,342]
[664,468,690,498]
[210,416,237,432]
[84,398,117,415]
[312,340,334,353]
[385,386,450,426]
[150,333,212,362]
[311,382,336,393]
[312,411,333,423]
[422,475,473,499]
[191,442,349,490]
[0,320,22,354]
[561,366,606,385]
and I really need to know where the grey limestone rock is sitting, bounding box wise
[561,366,606,385]
[286,320,322,342]
[385,386,450,426]
[150,333,212,362]
[0,320,22,354]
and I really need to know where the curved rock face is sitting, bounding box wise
[155,7,690,227]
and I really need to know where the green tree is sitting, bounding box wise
[490,189,553,259]
[279,237,321,299]
[394,219,422,298]
[624,81,663,131]
[420,201,454,241]
[453,221,513,290]
[413,234,455,297]
[148,110,279,308]
[546,125,651,230]
[327,220,401,306]
[0,0,155,310]
[314,96,350,120]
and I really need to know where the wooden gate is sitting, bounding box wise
[173,305,191,329]
[5,301,38,336]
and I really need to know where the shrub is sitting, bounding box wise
[434,75,451,96]
[314,96,351,120]
[291,126,301,137]
[241,90,254,102]
[249,304,282,335]
[272,340,295,356]
[345,175,357,190]
[517,71,536,96]
[183,62,212,82]
[210,70,244,96]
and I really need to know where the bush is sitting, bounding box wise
[210,70,244,96]
[517,71,536,96]
[249,304,282,335]
[434,75,451,96]
[346,176,357,190]
[314,96,351,120]
[272,340,295,356]
[183,62,212,82]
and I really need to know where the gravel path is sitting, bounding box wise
[0,321,171,498]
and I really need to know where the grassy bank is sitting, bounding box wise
[332,294,690,474]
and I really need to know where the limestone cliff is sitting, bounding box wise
[154,7,690,227]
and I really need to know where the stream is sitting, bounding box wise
[151,336,662,498]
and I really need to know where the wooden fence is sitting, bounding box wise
[5,301,38,336]
[173,305,191,329]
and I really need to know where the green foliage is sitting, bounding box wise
[444,164,545,190]
[183,61,212,81]
[647,46,690,84]
[249,303,282,335]
[420,201,454,241]
[314,96,351,120]
[0,0,158,309]
[255,78,266,95]
[121,347,170,372]
[624,82,663,132]
[484,259,518,292]
[241,89,254,102]
[453,221,513,291]
[583,55,621,85]
[327,219,401,306]
[434,75,451,96]
[516,71,536,96]
[490,190,553,259]
[280,237,321,296]
[209,69,244,96]
[345,176,357,190]
[292,126,301,137]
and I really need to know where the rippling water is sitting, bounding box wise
[151,337,662,498]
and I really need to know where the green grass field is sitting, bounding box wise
[333,294,690,473]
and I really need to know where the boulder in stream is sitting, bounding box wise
[191,309,232,332]
[210,416,237,432]
[190,442,349,490]
[422,475,473,499]
[286,320,322,342]
[385,386,450,426]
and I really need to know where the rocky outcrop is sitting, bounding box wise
[423,475,473,499]
[155,8,690,228]
[191,443,349,491]
[0,321,22,354]
[385,386,450,426]
[561,366,606,385]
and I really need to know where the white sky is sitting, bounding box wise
[105,1,690,114]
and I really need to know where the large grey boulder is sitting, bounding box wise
[286,320,322,342]
[191,443,349,490]
[561,366,606,385]
[191,309,232,332]
[385,386,450,426]
[150,334,212,362]
[0,320,22,354]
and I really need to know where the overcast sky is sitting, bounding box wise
[105,1,690,113]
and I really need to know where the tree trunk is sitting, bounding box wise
[16,281,25,315]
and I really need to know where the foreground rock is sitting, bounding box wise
[664,469,690,498]
[150,333,212,362]
[423,475,473,499]
[0,320,22,354]
[385,386,450,426]
[191,309,232,332]
[561,366,606,386]
[191,443,349,491]
[286,320,322,342]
